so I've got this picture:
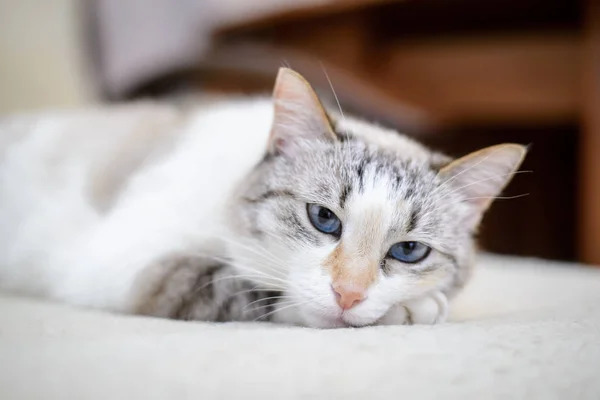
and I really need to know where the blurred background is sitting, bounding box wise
[1,0,598,266]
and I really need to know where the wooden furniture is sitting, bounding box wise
[580,0,600,265]
[206,0,583,127]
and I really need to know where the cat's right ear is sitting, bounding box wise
[268,67,337,155]
[437,143,527,229]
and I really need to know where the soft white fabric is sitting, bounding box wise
[1,253,599,399]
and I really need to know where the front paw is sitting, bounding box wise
[378,291,448,326]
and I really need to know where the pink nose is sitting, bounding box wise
[331,283,366,310]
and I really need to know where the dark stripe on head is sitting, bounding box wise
[394,175,403,191]
[339,184,352,208]
[407,206,420,232]
[355,155,371,192]
[318,183,331,197]
[403,171,418,199]
[356,160,366,181]
[374,162,387,178]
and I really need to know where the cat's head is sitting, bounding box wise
[228,68,526,328]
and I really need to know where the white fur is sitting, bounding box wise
[0,99,273,308]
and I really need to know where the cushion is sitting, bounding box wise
[1,253,599,399]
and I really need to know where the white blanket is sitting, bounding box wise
[1,253,599,399]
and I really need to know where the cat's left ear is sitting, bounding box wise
[438,143,527,228]
[268,67,337,155]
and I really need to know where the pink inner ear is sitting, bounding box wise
[268,68,336,156]
[274,137,287,152]
[275,138,285,147]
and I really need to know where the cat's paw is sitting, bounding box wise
[378,291,448,326]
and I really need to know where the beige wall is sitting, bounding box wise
[0,0,94,114]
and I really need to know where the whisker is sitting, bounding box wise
[190,272,285,294]
[228,285,276,297]
[321,62,349,139]
[231,263,291,286]
[175,198,288,269]
[218,234,286,261]
[447,193,530,205]
[439,170,532,201]
[185,246,287,280]
[183,249,278,277]
[246,299,299,315]
[180,250,290,287]
[436,147,522,194]
[243,295,295,311]
[220,284,287,307]
[210,234,289,268]
[254,299,313,322]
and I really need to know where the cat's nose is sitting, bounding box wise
[331,283,366,310]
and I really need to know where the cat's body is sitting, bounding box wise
[0,99,276,313]
[0,69,526,328]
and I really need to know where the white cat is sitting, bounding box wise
[0,68,526,328]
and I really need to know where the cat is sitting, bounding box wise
[0,67,526,328]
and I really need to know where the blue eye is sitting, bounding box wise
[388,241,431,264]
[307,204,341,236]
